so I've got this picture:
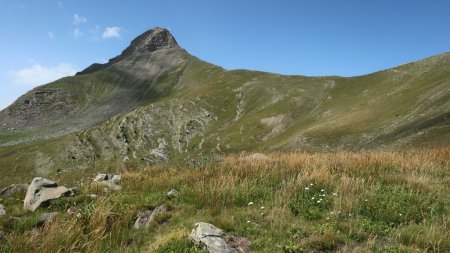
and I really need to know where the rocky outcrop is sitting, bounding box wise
[134,205,167,229]
[23,178,70,212]
[0,184,28,197]
[190,222,236,253]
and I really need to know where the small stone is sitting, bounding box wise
[39,212,59,226]
[167,189,181,199]
[0,204,5,217]
[0,184,29,197]
[89,194,98,199]
[134,205,168,229]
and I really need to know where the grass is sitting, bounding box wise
[0,148,448,252]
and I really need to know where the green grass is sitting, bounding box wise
[0,150,448,252]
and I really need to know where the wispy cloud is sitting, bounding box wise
[102,27,121,39]
[9,63,77,87]
[73,28,83,38]
[73,14,87,25]
[48,31,55,39]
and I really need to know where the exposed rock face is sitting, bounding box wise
[121,27,179,56]
[23,177,70,212]
[0,204,5,217]
[134,205,167,229]
[0,184,29,197]
[190,222,236,253]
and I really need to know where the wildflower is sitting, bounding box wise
[348,213,352,217]
[364,199,368,202]
[248,202,254,206]
[326,217,330,220]
[321,189,325,192]
[310,183,314,186]
[399,213,403,216]
[312,197,315,200]
[260,212,264,216]
[304,187,310,191]
[261,206,265,210]
[319,199,323,201]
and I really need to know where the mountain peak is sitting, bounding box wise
[121,27,180,56]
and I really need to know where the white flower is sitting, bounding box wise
[333,193,338,196]
[261,206,265,209]
[321,189,325,192]
[310,183,314,186]
[326,217,330,220]
[260,212,264,216]
[312,197,315,200]
[246,220,251,223]
[304,187,310,190]
[248,202,254,206]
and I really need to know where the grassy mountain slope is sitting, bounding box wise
[0,28,449,187]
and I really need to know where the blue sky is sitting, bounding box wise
[1,0,450,110]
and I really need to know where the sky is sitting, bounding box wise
[1,0,450,110]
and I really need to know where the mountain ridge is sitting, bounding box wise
[0,27,449,187]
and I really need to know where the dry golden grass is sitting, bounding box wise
[1,148,448,252]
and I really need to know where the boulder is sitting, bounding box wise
[167,188,181,199]
[38,212,59,226]
[243,153,269,162]
[190,222,236,253]
[0,204,5,217]
[23,177,70,212]
[93,174,121,190]
[134,205,167,229]
[0,184,29,197]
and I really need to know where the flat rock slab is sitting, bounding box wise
[190,222,236,253]
[24,177,70,212]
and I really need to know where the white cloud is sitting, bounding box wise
[48,31,55,39]
[9,63,77,87]
[73,28,83,38]
[73,14,87,25]
[102,27,121,39]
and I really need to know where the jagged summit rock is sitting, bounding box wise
[77,27,181,75]
[121,27,180,56]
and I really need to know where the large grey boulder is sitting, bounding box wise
[23,177,70,212]
[0,184,29,197]
[134,205,167,229]
[0,204,5,217]
[190,222,236,253]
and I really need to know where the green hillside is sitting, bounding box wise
[0,28,449,187]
